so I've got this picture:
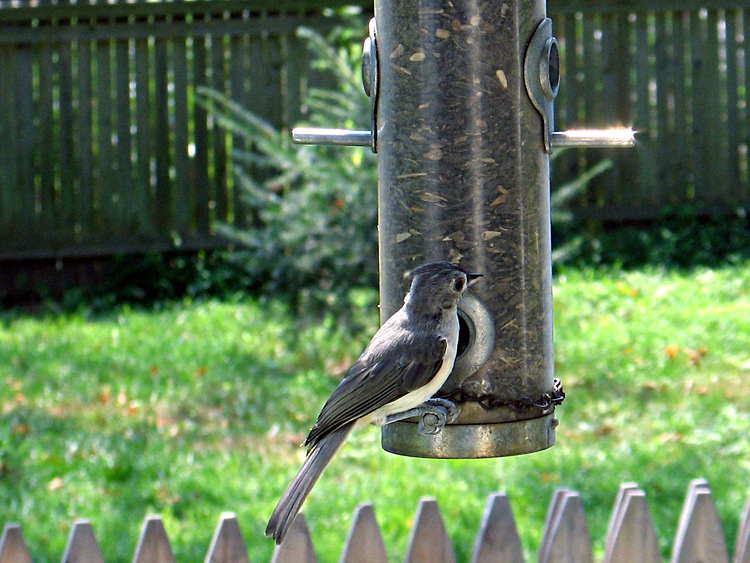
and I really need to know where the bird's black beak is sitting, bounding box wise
[467,273,484,287]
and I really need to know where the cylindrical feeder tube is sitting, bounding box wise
[376,0,557,458]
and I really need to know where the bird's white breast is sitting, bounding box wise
[361,308,459,427]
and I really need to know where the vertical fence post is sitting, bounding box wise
[270,514,317,563]
[539,490,593,563]
[471,492,524,563]
[133,516,177,563]
[672,480,730,563]
[404,498,455,563]
[204,513,249,563]
[340,503,388,563]
[61,520,105,563]
[0,525,33,563]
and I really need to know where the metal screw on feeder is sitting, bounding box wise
[292,4,633,459]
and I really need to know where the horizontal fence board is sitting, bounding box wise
[0,13,347,43]
[0,0,372,23]
[0,235,230,261]
[549,0,750,14]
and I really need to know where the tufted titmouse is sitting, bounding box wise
[265,261,483,544]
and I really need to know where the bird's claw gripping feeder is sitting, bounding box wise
[293,0,634,458]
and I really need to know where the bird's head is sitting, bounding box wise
[404,261,483,314]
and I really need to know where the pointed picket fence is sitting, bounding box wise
[2,479,750,563]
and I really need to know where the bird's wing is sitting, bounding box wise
[303,333,447,448]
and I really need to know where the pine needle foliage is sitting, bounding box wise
[197,25,378,312]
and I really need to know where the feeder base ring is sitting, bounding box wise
[380,412,558,459]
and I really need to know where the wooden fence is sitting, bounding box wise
[0,0,363,261]
[550,0,750,221]
[1,0,750,261]
[2,479,750,563]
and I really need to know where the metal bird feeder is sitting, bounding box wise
[293,0,633,458]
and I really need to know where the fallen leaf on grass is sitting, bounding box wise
[48,477,64,491]
[665,344,680,359]
[6,378,22,391]
[616,281,639,297]
[99,387,112,404]
[685,347,705,366]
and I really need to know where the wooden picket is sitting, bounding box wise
[404,498,456,563]
[270,514,316,563]
[341,503,388,563]
[205,513,250,563]
[133,516,177,563]
[736,494,750,563]
[0,526,32,563]
[471,493,524,563]
[2,480,750,563]
[672,479,730,563]
[603,483,660,563]
[61,520,105,563]
[539,489,593,563]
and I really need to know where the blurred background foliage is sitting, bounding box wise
[38,24,750,315]
[195,27,378,313]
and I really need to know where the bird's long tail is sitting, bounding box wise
[266,422,354,545]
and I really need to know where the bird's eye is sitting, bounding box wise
[454,278,465,292]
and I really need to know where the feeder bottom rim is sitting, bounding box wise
[381,411,558,459]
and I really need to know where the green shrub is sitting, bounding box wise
[197,26,378,313]
[563,207,750,269]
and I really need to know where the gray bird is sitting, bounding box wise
[266,261,483,544]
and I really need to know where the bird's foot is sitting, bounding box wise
[417,398,460,436]
[383,398,460,435]
[425,398,460,423]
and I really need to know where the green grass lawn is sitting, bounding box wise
[2,264,750,563]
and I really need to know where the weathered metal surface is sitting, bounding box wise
[376,0,556,457]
